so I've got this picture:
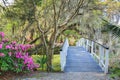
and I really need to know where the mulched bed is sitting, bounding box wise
[0,70,41,80]
[0,71,23,80]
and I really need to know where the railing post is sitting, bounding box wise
[66,38,69,56]
[99,46,101,65]
[105,49,109,74]
[79,39,80,46]
[94,44,96,54]
[99,46,104,70]
[82,38,84,46]
[82,38,85,48]
[86,40,89,51]
[91,41,94,56]
[79,40,81,46]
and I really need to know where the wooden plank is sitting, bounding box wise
[64,46,103,72]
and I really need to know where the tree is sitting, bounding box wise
[34,0,88,71]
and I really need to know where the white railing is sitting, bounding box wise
[60,38,69,71]
[76,38,109,74]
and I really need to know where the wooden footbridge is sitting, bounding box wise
[60,38,109,74]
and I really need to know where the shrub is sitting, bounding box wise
[0,32,39,73]
[109,61,120,79]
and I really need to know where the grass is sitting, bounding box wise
[108,53,120,79]
[32,54,61,72]
[52,55,60,71]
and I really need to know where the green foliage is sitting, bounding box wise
[32,54,60,71]
[64,30,80,37]
[35,0,42,6]
[0,47,25,73]
[102,19,120,37]
[4,0,41,22]
[64,30,76,35]
[0,49,13,71]
[109,56,120,79]
[110,67,120,79]
[32,55,47,70]
[6,23,13,30]
[54,46,61,54]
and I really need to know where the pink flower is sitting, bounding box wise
[26,44,31,48]
[0,53,5,57]
[15,52,22,58]
[11,41,16,45]
[14,46,18,50]
[18,44,32,51]
[2,39,9,43]
[6,45,11,49]
[0,44,3,49]
[22,53,38,70]
[34,64,40,68]
[8,52,12,56]
[19,44,25,51]
[0,32,5,38]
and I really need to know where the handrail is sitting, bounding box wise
[60,38,69,71]
[82,37,109,49]
[76,38,109,74]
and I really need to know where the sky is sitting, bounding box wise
[0,0,14,6]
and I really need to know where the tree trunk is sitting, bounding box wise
[46,32,58,71]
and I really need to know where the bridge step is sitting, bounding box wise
[64,46,103,72]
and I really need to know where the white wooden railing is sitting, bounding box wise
[76,38,109,74]
[60,38,69,71]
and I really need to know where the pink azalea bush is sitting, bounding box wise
[0,32,39,73]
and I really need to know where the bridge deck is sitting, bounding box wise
[64,46,103,72]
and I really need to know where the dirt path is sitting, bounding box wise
[14,72,110,80]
